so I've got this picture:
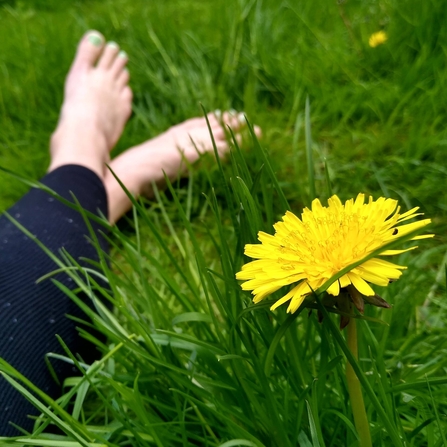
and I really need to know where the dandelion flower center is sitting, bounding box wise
[236,194,432,314]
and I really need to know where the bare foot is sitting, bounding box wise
[48,31,133,179]
[104,111,261,224]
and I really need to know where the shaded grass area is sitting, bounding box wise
[0,0,447,444]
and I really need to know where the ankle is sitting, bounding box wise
[48,125,108,179]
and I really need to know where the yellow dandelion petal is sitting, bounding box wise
[363,257,406,270]
[270,283,305,311]
[252,286,284,303]
[356,259,405,284]
[286,278,326,313]
[236,194,433,313]
[338,275,351,289]
[283,210,306,229]
[327,280,340,296]
[369,30,388,48]
[397,210,423,222]
[287,295,307,314]
[257,231,281,246]
[394,219,432,239]
[242,278,279,292]
[381,247,417,256]
[353,268,390,287]
[412,234,435,240]
[347,272,375,296]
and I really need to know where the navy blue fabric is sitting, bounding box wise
[0,165,109,435]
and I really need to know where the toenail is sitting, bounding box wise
[229,108,237,116]
[107,41,119,49]
[88,33,103,47]
[119,50,128,59]
[237,112,246,124]
[214,109,222,119]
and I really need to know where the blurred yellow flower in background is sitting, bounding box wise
[369,30,388,47]
[236,194,432,313]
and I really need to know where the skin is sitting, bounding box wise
[49,30,261,224]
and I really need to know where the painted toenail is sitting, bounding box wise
[88,33,103,47]
[107,41,119,49]
[214,109,222,119]
[237,112,246,124]
[119,50,128,59]
[229,108,237,116]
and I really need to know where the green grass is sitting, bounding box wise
[0,0,447,445]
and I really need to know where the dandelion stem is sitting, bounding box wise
[346,318,372,447]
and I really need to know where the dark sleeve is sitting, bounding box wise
[0,165,109,435]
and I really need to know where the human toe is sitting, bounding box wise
[117,67,130,89]
[205,113,220,126]
[72,30,105,69]
[208,124,226,141]
[212,138,234,158]
[221,110,244,130]
[252,124,262,138]
[110,50,129,78]
[122,85,133,103]
[97,41,121,69]
[121,86,133,116]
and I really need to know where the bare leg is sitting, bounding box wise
[104,112,262,224]
[48,31,132,179]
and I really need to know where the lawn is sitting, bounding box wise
[0,0,446,445]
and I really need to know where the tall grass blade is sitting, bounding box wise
[306,400,323,447]
[305,96,316,200]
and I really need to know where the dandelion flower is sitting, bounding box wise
[236,194,432,314]
[369,30,387,48]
